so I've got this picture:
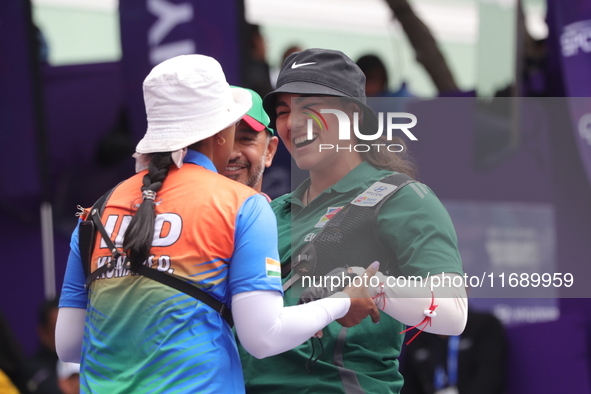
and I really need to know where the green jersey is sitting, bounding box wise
[239,162,463,394]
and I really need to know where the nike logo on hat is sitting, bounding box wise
[291,61,316,69]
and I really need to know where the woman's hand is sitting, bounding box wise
[337,262,381,327]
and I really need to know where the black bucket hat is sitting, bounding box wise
[263,48,379,133]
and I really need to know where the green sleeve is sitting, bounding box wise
[377,182,463,278]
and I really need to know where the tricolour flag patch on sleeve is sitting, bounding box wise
[265,258,281,278]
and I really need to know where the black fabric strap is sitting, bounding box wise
[79,187,117,279]
[135,265,234,327]
[78,221,95,279]
[90,206,122,260]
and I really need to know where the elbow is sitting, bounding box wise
[427,312,467,336]
[439,296,469,336]
[425,290,468,336]
[240,337,277,360]
[55,308,84,363]
[445,315,467,336]
[56,340,81,364]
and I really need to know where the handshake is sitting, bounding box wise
[299,261,382,327]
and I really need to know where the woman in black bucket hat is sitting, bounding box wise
[239,48,468,394]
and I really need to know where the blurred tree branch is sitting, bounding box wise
[384,0,459,93]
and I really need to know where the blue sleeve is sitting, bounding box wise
[59,220,88,309]
[229,194,284,297]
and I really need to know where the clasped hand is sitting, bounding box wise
[337,261,381,327]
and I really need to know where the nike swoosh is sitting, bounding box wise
[292,61,317,69]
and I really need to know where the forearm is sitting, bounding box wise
[233,290,350,359]
[55,307,86,363]
[350,269,468,335]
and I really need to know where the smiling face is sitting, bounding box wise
[274,93,362,172]
[222,119,278,191]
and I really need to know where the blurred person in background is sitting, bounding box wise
[270,45,304,88]
[356,54,414,99]
[0,311,26,393]
[222,87,278,201]
[23,298,61,394]
[400,308,508,394]
[242,23,273,97]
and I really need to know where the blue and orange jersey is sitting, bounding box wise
[60,150,283,394]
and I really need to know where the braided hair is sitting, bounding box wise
[123,152,173,270]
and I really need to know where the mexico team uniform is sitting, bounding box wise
[60,150,283,394]
[240,161,463,394]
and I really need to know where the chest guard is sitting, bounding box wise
[291,173,416,281]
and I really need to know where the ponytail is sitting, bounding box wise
[123,152,173,270]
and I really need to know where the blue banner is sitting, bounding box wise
[548,0,591,187]
[119,0,243,143]
[0,0,40,203]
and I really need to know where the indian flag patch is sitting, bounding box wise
[266,258,281,278]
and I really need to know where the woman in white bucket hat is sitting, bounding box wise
[55,54,378,393]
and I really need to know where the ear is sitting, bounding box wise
[265,136,279,167]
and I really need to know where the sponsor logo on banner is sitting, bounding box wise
[560,19,591,58]
[147,0,196,65]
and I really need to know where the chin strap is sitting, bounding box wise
[400,291,438,345]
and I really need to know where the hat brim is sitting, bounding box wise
[263,81,378,133]
[242,115,267,132]
[136,87,251,154]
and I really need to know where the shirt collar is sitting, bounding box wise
[184,150,217,173]
[287,162,378,207]
[289,179,311,208]
[329,161,376,193]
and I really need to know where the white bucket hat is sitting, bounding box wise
[135,54,252,154]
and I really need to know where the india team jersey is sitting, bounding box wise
[60,151,283,393]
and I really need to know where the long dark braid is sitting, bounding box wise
[123,152,173,270]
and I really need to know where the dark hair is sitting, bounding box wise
[281,45,303,65]
[359,135,417,178]
[356,54,389,88]
[123,152,173,270]
[344,98,417,178]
